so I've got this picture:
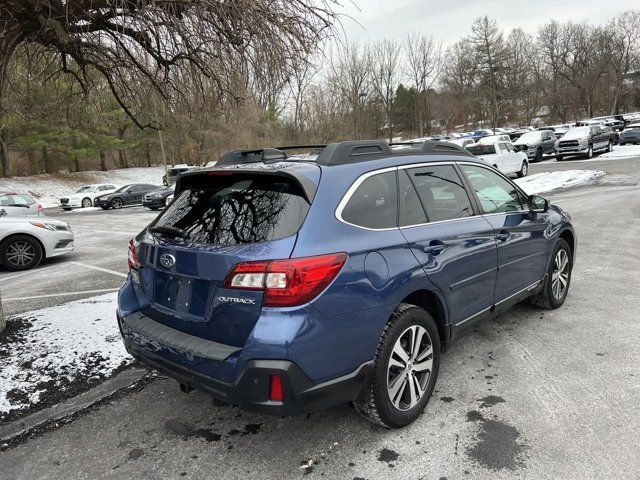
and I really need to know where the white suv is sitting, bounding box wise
[60,184,117,210]
[0,215,74,270]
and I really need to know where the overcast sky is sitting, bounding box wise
[337,1,638,47]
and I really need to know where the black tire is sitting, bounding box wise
[534,148,543,163]
[111,197,124,209]
[555,155,564,162]
[101,206,109,210]
[62,207,72,211]
[517,161,528,178]
[81,197,92,208]
[529,238,572,310]
[585,145,593,159]
[620,142,626,146]
[148,206,159,211]
[354,303,440,428]
[0,235,43,271]
[607,140,613,153]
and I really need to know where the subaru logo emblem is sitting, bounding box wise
[159,254,176,268]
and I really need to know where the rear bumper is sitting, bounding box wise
[117,311,373,415]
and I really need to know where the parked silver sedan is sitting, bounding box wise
[0,192,43,216]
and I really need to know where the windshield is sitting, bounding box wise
[624,126,640,131]
[562,127,591,139]
[517,131,542,142]
[151,174,310,245]
[76,186,94,193]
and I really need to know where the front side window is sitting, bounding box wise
[461,164,524,213]
[405,165,473,222]
[341,171,397,229]
[153,174,311,245]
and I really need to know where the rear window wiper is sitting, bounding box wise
[149,225,185,238]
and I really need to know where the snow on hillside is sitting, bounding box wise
[515,169,605,195]
[0,166,165,207]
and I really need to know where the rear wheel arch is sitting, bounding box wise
[400,290,448,347]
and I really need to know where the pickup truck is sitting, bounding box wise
[514,130,557,162]
[466,140,529,177]
[556,125,615,160]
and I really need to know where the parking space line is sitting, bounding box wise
[0,269,51,283]
[3,288,120,301]
[70,261,128,278]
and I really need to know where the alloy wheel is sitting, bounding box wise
[552,249,570,300]
[6,240,36,267]
[82,198,92,208]
[112,198,123,209]
[521,162,528,176]
[387,325,433,411]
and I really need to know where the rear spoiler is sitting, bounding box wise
[175,167,318,204]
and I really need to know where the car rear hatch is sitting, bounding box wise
[133,167,319,349]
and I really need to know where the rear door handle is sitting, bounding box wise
[496,231,511,242]
[423,240,446,255]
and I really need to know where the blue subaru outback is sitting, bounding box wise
[117,140,575,428]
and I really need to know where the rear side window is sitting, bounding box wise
[152,174,310,245]
[405,165,473,222]
[341,171,397,229]
[461,164,523,213]
[466,144,496,155]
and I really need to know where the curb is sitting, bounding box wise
[0,368,148,444]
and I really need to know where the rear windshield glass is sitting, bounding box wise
[151,174,310,245]
[466,144,496,155]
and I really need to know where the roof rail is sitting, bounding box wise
[315,139,472,165]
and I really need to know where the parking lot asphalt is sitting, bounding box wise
[1,156,640,479]
[0,207,158,315]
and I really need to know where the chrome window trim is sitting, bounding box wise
[334,160,531,231]
[334,166,399,232]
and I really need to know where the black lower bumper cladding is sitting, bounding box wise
[118,313,373,415]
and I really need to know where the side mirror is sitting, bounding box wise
[528,195,549,214]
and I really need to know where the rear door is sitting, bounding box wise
[136,170,315,347]
[459,163,549,302]
[398,164,498,326]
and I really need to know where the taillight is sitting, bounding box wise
[37,204,43,214]
[223,253,347,307]
[128,239,140,270]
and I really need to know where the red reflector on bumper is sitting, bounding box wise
[269,375,284,402]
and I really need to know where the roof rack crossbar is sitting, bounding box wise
[275,144,327,151]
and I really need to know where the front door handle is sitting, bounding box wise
[496,230,511,242]
[423,240,446,255]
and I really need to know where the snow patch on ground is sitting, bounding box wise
[0,293,131,419]
[598,144,640,159]
[515,169,605,195]
[0,166,165,208]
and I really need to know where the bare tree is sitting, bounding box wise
[0,0,339,175]
[442,39,481,129]
[608,10,640,114]
[371,39,402,141]
[405,32,441,136]
[330,41,372,139]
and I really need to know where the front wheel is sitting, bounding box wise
[607,140,613,152]
[534,148,542,162]
[517,161,528,178]
[0,235,43,271]
[555,155,564,162]
[529,238,572,309]
[585,145,593,159]
[354,303,440,428]
[81,197,92,208]
[111,197,124,209]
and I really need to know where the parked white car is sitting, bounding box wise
[60,184,117,210]
[0,215,74,270]
[0,192,43,216]
[476,134,511,145]
[467,141,529,177]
